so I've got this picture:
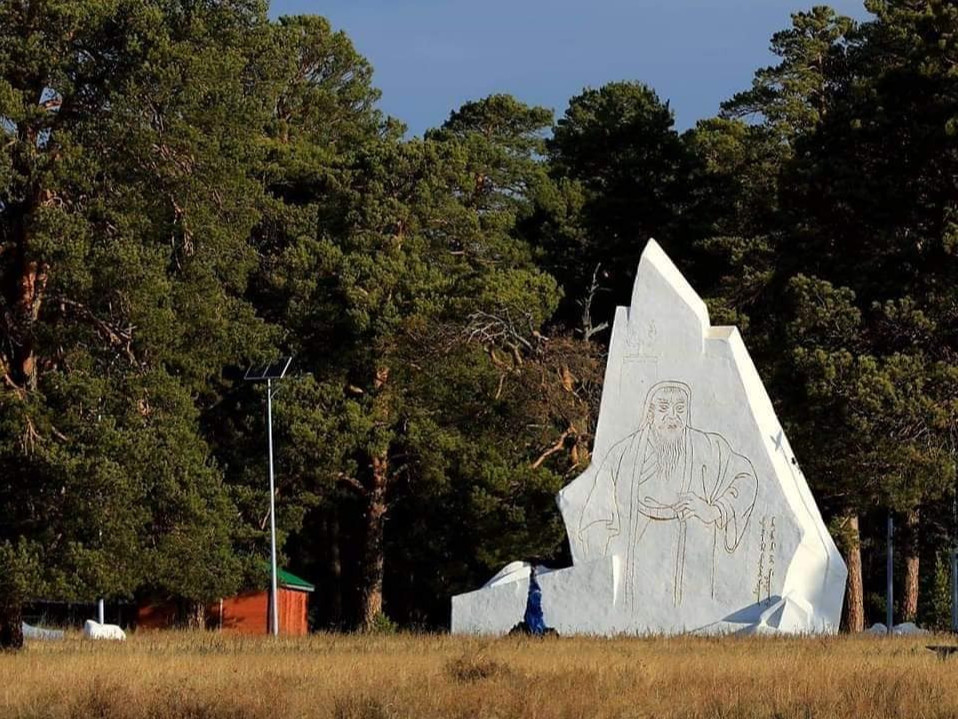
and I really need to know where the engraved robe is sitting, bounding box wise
[578,426,758,608]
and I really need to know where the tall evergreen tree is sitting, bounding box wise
[0,0,274,646]
[202,11,387,619]
[785,0,958,624]
[722,5,856,145]
[252,94,565,629]
[541,81,695,328]
[707,2,958,628]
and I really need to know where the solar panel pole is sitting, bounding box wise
[952,549,958,633]
[267,377,279,637]
[953,489,958,632]
[244,357,291,638]
[97,528,104,624]
[886,512,894,635]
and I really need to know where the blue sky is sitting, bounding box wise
[270,1,871,136]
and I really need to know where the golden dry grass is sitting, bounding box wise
[1,631,957,718]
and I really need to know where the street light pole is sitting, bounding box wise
[886,512,894,635]
[266,377,279,637]
[244,357,292,638]
[953,486,958,632]
[97,527,104,625]
[952,548,958,633]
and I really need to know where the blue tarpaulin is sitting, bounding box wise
[523,569,547,636]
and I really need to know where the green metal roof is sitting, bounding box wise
[277,568,315,593]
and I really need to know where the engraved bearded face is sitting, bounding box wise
[647,384,690,439]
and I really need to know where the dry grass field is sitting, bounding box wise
[1,631,957,719]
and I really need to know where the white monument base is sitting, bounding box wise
[453,560,829,635]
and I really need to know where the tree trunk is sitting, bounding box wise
[0,601,24,651]
[903,509,920,623]
[843,514,864,633]
[13,257,46,390]
[359,452,387,630]
[358,365,391,631]
[5,124,46,393]
[185,599,207,630]
[327,509,343,628]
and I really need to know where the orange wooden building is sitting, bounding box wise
[138,568,315,636]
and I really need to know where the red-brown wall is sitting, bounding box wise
[138,588,309,636]
[137,602,178,630]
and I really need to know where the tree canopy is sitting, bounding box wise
[1,0,956,644]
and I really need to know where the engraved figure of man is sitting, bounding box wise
[578,381,758,607]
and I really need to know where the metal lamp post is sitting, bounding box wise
[952,547,958,633]
[97,528,104,624]
[244,357,292,637]
[952,485,958,632]
[886,512,894,635]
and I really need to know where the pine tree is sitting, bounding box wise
[0,0,275,647]
[542,81,696,326]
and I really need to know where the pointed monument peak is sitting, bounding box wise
[627,238,710,353]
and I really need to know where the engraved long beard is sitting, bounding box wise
[651,426,685,477]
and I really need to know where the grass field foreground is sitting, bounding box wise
[1,631,956,718]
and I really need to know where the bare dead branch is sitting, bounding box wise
[463,309,543,362]
[2,371,26,399]
[39,97,62,112]
[56,297,136,363]
[21,415,40,455]
[584,321,610,341]
[531,426,575,470]
[337,473,368,496]
[578,263,610,340]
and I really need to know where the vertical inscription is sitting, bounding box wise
[765,517,776,605]
[754,517,767,605]
[754,516,776,606]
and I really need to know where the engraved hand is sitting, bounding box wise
[675,493,721,525]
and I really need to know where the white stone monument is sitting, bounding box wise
[452,239,847,635]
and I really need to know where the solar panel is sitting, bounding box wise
[244,356,292,381]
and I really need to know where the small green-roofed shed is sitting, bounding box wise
[277,568,315,593]
[138,566,316,635]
